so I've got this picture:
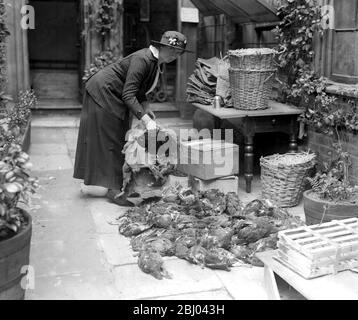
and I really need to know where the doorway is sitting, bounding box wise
[123,0,178,103]
[28,0,82,109]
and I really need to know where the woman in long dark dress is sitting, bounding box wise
[73,31,191,206]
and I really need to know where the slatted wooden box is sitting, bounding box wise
[276,218,358,279]
[177,139,239,180]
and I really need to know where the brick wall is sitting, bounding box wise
[307,129,358,185]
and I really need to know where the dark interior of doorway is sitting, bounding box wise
[28,0,81,109]
[123,0,178,104]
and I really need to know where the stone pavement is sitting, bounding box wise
[25,116,305,300]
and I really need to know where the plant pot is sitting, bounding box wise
[303,190,358,225]
[20,117,31,153]
[0,210,32,300]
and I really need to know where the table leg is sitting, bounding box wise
[264,265,281,300]
[244,134,254,193]
[289,133,298,152]
[289,118,298,152]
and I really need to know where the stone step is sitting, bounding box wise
[35,99,82,110]
[32,69,79,100]
[33,101,180,118]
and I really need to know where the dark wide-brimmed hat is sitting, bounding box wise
[151,31,194,53]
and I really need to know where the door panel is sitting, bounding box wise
[330,0,358,83]
[334,0,357,29]
[332,32,357,79]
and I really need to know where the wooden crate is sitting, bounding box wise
[177,139,239,180]
[276,218,358,279]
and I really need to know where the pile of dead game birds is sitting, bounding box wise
[117,186,305,279]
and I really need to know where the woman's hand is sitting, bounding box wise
[147,110,156,120]
[141,114,157,131]
[142,101,156,120]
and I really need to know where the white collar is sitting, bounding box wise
[149,45,159,59]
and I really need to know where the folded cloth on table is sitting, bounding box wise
[186,56,233,106]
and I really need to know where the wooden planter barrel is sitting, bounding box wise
[303,190,358,225]
[0,210,32,300]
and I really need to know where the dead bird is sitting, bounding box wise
[175,242,190,259]
[161,185,179,203]
[185,245,207,267]
[130,229,165,252]
[235,217,276,244]
[241,199,265,218]
[161,228,180,242]
[138,248,171,280]
[200,227,234,250]
[125,206,148,223]
[173,214,199,230]
[248,234,278,253]
[225,192,245,217]
[200,189,227,215]
[230,245,253,262]
[145,238,176,256]
[117,216,131,232]
[150,213,173,229]
[204,248,236,271]
[178,188,197,206]
[120,222,152,237]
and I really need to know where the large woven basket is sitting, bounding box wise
[260,152,316,208]
[229,68,275,110]
[228,48,277,69]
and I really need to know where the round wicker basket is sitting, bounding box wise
[229,68,276,110]
[228,48,277,70]
[260,152,317,208]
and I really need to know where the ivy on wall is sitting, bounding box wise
[0,0,10,110]
[88,0,121,50]
[274,0,358,134]
[274,0,323,105]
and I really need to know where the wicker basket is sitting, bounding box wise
[260,152,317,208]
[228,48,277,69]
[229,68,275,110]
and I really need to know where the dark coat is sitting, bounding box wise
[73,48,158,190]
[85,48,158,120]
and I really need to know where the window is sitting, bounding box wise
[320,0,358,84]
[198,14,227,58]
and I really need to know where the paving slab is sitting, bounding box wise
[113,259,224,300]
[89,200,127,234]
[214,266,268,300]
[29,143,68,155]
[31,127,67,144]
[31,116,80,128]
[30,154,73,171]
[99,234,138,266]
[31,214,95,244]
[26,271,119,300]
[30,238,106,278]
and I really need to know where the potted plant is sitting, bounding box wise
[0,143,38,300]
[303,142,358,225]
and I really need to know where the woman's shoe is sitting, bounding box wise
[80,183,108,197]
[107,189,134,207]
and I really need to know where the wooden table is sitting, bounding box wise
[256,250,358,300]
[192,101,303,193]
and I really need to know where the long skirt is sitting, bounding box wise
[73,91,130,190]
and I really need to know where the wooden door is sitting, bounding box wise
[78,0,86,101]
[322,0,358,84]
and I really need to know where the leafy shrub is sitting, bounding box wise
[0,90,36,153]
[0,144,38,240]
[307,143,358,202]
[82,50,118,82]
